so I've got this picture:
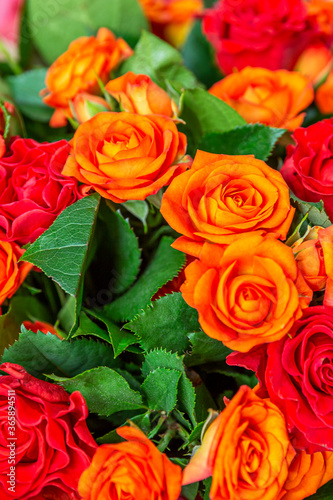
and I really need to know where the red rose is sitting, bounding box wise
[0,362,97,499]
[0,137,84,245]
[281,118,333,221]
[202,0,316,74]
[227,306,333,452]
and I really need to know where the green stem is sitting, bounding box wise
[0,39,22,75]
[157,428,176,453]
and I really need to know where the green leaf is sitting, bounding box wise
[87,309,137,357]
[103,236,185,322]
[180,88,246,150]
[122,200,149,232]
[204,477,212,500]
[185,331,232,367]
[95,203,141,296]
[290,194,332,228]
[182,20,222,88]
[0,295,51,356]
[7,68,52,122]
[142,349,196,427]
[141,368,181,413]
[199,124,286,161]
[307,480,333,499]
[1,329,118,378]
[125,293,199,353]
[21,194,100,296]
[181,483,199,500]
[121,31,198,89]
[28,0,148,64]
[73,312,110,343]
[195,383,217,423]
[47,367,144,416]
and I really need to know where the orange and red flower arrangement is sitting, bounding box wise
[1,0,333,499]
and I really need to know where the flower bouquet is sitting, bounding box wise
[1,0,333,499]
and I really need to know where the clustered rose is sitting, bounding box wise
[0,362,97,499]
[78,426,182,500]
[183,386,295,500]
[0,137,83,245]
[209,67,314,131]
[227,306,333,452]
[180,236,312,352]
[42,28,132,127]
[202,0,317,74]
[161,151,295,257]
[281,118,333,220]
[62,111,188,203]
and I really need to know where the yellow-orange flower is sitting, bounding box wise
[294,42,333,84]
[209,67,314,130]
[62,111,188,203]
[181,237,312,352]
[0,241,31,305]
[292,225,333,306]
[161,151,295,257]
[105,72,174,117]
[183,386,295,500]
[280,450,333,500]
[316,69,333,113]
[138,0,203,47]
[42,28,132,127]
[78,426,182,500]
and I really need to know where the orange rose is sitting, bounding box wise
[316,69,333,113]
[294,42,333,84]
[62,111,188,203]
[42,28,132,127]
[183,386,295,500]
[161,151,295,257]
[105,72,174,117]
[72,92,110,124]
[209,67,314,130]
[138,0,203,47]
[280,450,333,500]
[181,237,312,352]
[78,425,182,500]
[292,226,333,306]
[0,241,31,305]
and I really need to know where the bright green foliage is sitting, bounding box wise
[48,367,144,416]
[1,329,118,378]
[103,237,185,322]
[96,204,141,295]
[185,331,232,367]
[88,309,137,357]
[142,349,196,426]
[180,88,246,149]
[125,292,200,353]
[121,31,198,89]
[141,368,181,413]
[21,194,100,296]
[199,124,286,161]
